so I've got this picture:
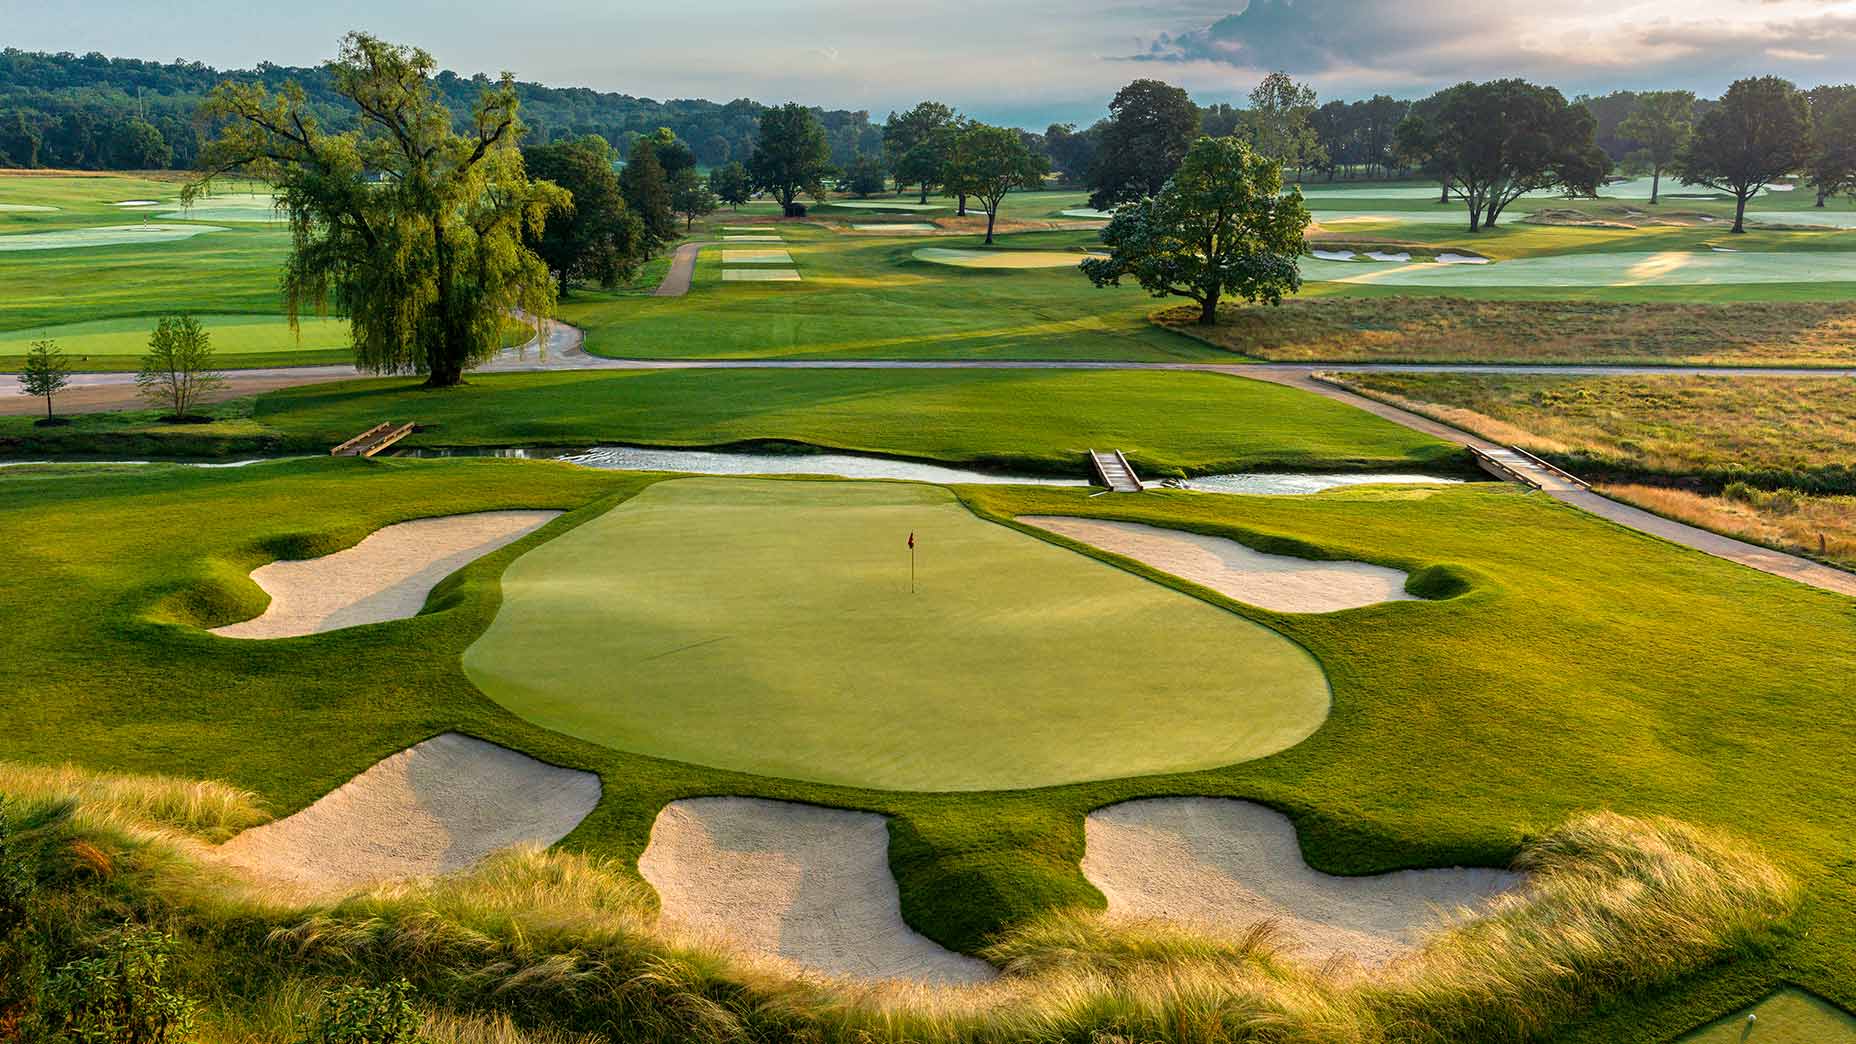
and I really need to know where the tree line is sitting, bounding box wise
[0,47,880,172]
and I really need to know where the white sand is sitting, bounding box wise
[1083,798,1523,966]
[217,733,600,889]
[110,200,163,207]
[722,248,794,264]
[1059,207,1116,219]
[0,203,58,212]
[1364,250,1411,262]
[852,222,937,231]
[1022,516,1414,614]
[723,269,802,281]
[1311,249,1358,261]
[640,798,996,984]
[1435,252,1491,265]
[212,510,560,639]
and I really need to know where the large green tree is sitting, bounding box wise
[1677,76,1812,233]
[620,134,676,254]
[1087,79,1200,210]
[882,101,955,202]
[191,33,563,386]
[1617,90,1696,204]
[1433,79,1607,231]
[943,123,1048,244]
[748,103,832,216]
[1082,136,1308,325]
[1245,71,1325,173]
[669,166,716,230]
[1806,85,1856,207]
[522,135,643,295]
[708,161,751,209]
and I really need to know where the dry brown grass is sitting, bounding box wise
[1159,299,1856,365]
[1601,483,1856,569]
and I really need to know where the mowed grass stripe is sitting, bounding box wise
[462,477,1330,791]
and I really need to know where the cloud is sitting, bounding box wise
[1132,0,1856,95]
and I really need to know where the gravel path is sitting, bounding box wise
[653,241,709,297]
[216,733,600,890]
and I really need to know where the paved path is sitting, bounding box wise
[653,241,709,297]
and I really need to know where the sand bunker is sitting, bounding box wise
[1364,250,1411,262]
[913,247,1096,269]
[824,200,944,211]
[1436,253,1491,265]
[1059,207,1115,219]
[110,199,163,207]
[1023,516,1414,614]
[722,269,801,281]
[722,248,794,264]
[0,224,229,251]
[1083,798,1522,966]
[640,797,995,984]
[212,510,560,639]
[217,733,600,889]
[1311,249,1359,261]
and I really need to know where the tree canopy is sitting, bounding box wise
[669,166,716,229]
[191,33,563,386]
[943,123,1048,244]
[523,135,643,294]
[748,102,833,215]
[620,134,676,252]
[1086,79,1200,210]
[883,101,955,201]
[1677,76,1813,233]
[1617,90,1696,204]
[1431,79,1608,231]
[1082,136,1308,325]
[1244,72,1325,172]
[708,161,751,209]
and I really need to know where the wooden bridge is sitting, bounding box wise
[1469,445,1589,493]
[331,422,414,458]
[1089,449,1143,492]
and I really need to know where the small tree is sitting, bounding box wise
[136,316,225,421]
[1617,90,1696,204]
[669,166,717,230]
[708,161,751,209]
[943,123,1048,245]
[19,338,71,425]
[1678,76,1813,234]
[1082,136,1308,325]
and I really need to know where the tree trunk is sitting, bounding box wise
[44,395,52,421]
[427,217,465,387]
[1439,177,1450,205]
[1816,186,1829,208]
[918,184,928,204]
[1197,290,1219,325]
[1732,192,1749,234]
[984,206,997,245]
[957,193,967,216]
[1650,168,1661,205]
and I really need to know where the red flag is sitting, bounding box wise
[907,532,915,549]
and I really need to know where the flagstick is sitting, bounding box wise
[910,544,916,594]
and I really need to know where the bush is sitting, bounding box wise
[296,980,426,1044]
[45,924,199,1044]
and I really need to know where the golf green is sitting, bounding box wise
[1680,989,1856,1043]
[463,477,1330,791]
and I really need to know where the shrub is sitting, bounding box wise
[296,980,426,1044]
[44,924,198,1044]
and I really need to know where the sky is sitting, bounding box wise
[5,0,1856,126]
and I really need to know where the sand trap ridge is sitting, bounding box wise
[212,510,560,638]
[1023,516,1415,613]
[640,798,996,984]
[217,733,600,889]
[1084,798,1522,966]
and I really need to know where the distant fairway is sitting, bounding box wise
[160,192,285,223]
[0,223,228,251]
[463,478,1331,791]
[1301,250,1856,287]
[0,314,350,366]
[914,246,1097,269]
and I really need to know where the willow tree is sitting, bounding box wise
[190,34,564,386]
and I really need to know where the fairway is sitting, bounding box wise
[914,246,1097,268]
[1302,250,1856,286]
[1680,989,1856,1042]
[462,477,1331,791]
[0,313,350,360]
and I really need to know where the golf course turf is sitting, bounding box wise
[463,477,1331,791]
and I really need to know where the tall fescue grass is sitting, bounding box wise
[2,761,1802,1044]
[1603,482,1856,570]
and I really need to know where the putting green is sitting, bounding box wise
[1301,250,1856,286]
[463,478,1331,792]
[160,192,283,222]
[914,247,1098,269]
[1681,989,1856,1043]
[0,224,229,252]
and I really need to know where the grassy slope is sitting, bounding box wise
[239,368,1465,475]
[463,476,1329,791]
[3,458,1854,1042]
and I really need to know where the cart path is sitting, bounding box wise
[653,241,709,297]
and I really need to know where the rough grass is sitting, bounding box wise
[1159,299,1856,365]
[1599,483,1856,571]
[2,763,1804,1044]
